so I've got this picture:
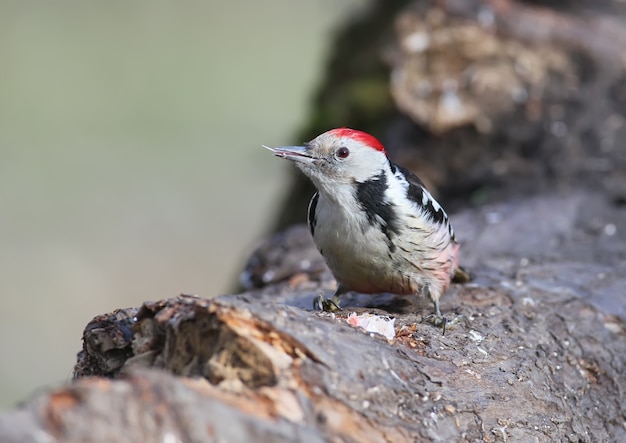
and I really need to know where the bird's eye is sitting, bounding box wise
[336,147,350,159]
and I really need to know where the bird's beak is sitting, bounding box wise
[262,145,314,162]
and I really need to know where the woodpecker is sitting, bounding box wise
[264,128,465,329]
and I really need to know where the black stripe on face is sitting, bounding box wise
[308,192,319,237]
[355,171,400,247]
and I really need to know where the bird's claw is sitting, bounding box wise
[312,294,342,311]
[422,313,468,335]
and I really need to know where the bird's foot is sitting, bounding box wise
[312,294,342,311]
[421,313,468,335]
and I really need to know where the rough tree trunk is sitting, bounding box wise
[1,1,625,442]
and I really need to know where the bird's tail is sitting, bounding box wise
[453,266,471,283]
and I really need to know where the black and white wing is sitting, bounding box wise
[393,164,456,242]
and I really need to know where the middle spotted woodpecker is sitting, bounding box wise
[265,128,466,330]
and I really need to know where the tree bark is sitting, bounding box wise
[1,189,623,442]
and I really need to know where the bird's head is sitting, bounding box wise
[266,128,389,189]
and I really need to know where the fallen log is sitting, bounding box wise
[1,190,624,442]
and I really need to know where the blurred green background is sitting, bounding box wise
[0,0,365,409]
